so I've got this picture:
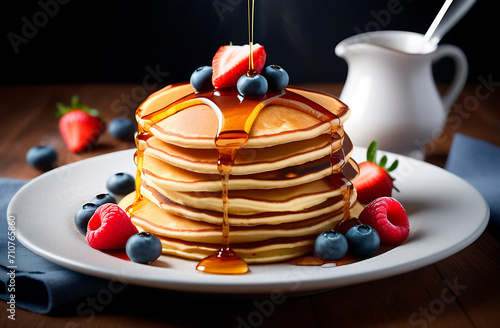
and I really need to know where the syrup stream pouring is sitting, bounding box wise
[422,0,476,49]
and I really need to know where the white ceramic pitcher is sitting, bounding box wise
[335,30,468,155]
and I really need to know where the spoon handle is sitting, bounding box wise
[426,0,477,45]
[423,0,454,45]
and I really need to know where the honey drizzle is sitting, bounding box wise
[330,130,353,223]
[196,133,249,274]
[126,131,151,216]
[247,0,255,75]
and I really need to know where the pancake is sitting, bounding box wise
[144,131,342,175]
[144,174,348,215]
[118,193,364,263]
[143,154,332,191]
[137,84,349,149]
[157,235,315,263]
[121,194,351,244]
[141,182,357,226]
[141,134,354,190]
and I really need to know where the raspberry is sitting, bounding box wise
[358,197,409,245]
[86,204,138,250]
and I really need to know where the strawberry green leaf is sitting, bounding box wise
[379,155,388,169]
[55,102,70,118]
[56,102,66,112]
[55,95,100,118]
[387,159,399,172]
[366,140,377,162]
[71,95,80,108]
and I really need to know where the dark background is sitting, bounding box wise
[2,0,497,86]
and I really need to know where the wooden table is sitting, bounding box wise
[1,83,500,327]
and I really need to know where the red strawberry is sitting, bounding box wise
[212,44,266,89]
[359,197,409,245]
[354,141,399,204]
[86,204,139,250]
[56,95,105,153]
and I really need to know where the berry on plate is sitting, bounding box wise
[345,225,380,258]
[237,74,268,96]
[26,145,58,171]
[126,232,162,264]
[262,65,289,90]
[90,193,117,207]
[74,203,99,235]
[354,141,399,204]
[106,172,136,195]
[212,44,266,89]
[56,95,105,153]
[190,66,213,91]
[359,197,410,245]
[109,117,136,141]
[86,204,138,250]
[314,230,348,261]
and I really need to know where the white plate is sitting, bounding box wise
[9,148,489,296]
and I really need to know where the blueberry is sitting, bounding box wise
[26,145,57,171]
[237,74,268,96]
[126,232,162,264]
[314,230,348,261]
[190,66,213,91]
[262,65,289,90]
[106,172,135,195]
[90,193,116,207]
[345,225,380,259]
[74,203,99,235]
[109,117,136,141]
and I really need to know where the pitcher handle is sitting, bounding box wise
[431,44,468,112]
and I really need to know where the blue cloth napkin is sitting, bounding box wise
[445,133,500,226]
[0,178,112,314]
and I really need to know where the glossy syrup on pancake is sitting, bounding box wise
[126,0,354,274]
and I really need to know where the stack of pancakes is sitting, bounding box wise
[120,83,360,263]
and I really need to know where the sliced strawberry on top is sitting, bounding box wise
[212,44,266,89]
[56,95,105,153]
[354,141,399,204]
